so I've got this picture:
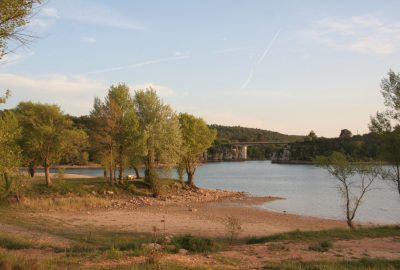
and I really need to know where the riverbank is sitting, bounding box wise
[42,192,346,237]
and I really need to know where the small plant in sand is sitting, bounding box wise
[309,240,333,252]
[223,216,243,245]
[145,226,163,267]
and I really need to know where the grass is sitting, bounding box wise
[264,259,400,270]
[171,234,219,253]
[309,240,333,252]
[246,226,400,244]
[0,233,33,250]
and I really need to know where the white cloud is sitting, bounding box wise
[29,18,55,29]
[82,37,97,44]
[303,14,400,55]
[61,2,145,31]
[0,73,106,115]
[130,83,176,97]
[0,50,34,67]
[0,73,104,93]
[41,7,59,18]
[88,55,190,74]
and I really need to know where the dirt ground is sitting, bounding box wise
[44,196,347,237]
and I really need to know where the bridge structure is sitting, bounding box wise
[218,141,289,160]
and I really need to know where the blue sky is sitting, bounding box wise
[1,0,400,137]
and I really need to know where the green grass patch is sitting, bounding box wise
[171,234,218,253]
[264,259,400,270]
[247,226,400,244]
[0,234,33,250]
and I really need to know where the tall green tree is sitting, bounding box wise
[0,0,41,59]
[179,113,216,188]
[90,84,140,183]
[134,89,182,196]
[0,91,21,198]
[16,102,87,186]
[369,70,400,197]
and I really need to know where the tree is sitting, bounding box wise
[134,88,182,196]
[0,92,21,199]
[89,84,140,183]
[316,152,380,229]
[0,0,41,59]
[16,102,87,186]
[339,129,352,139]
[308,130,317,141]
[369,70,400,197]
[179,113,216,188]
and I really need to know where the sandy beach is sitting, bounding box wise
[45,193,347,237]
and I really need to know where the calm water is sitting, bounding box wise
[54,161,400,224]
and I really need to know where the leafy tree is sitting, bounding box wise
[369,70,400,197]
[0,0,41,59]
[134,88,182,196]
[0,90,10,104]
[16,102,87,186]
[89,84,140,183]
[0,92,21,199]
[179,113,216,188]
[308,130,317,140]
[339,129,352,139]
[316,152,380,229]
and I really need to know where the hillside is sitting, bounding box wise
[210,124,305,144]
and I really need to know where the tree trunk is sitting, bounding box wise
[44,163,52,186]
[118,166,123,182]
[187,171,197,188]
[134,167,140,179]
[103,169,107,178]
[28,162,35,178]
[347,219,355,229]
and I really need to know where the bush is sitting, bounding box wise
[171,235,216,253]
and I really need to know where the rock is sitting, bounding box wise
[189,208,197,212]
[107,191,114,195]
[178,248,188,255]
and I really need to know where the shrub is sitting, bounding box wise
[171,235,215,253]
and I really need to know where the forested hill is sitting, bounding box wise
[209,124,305,144]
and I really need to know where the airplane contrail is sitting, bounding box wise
[241,29,281,90]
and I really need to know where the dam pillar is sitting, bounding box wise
[240,145,248,160]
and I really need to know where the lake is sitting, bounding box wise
[53,161,400,224]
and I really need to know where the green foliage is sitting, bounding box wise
[16,102,88,185]
[89,83,140,182]
[0,0,41,58]
[0,234,33,249]
[134,89,182,195]
[246,225,400,244]
[171,235,216,253]
[287,134,382,162]
[179,113,217,186]
[0,108,21,198]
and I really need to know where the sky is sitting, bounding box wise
[1,0,400,137]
